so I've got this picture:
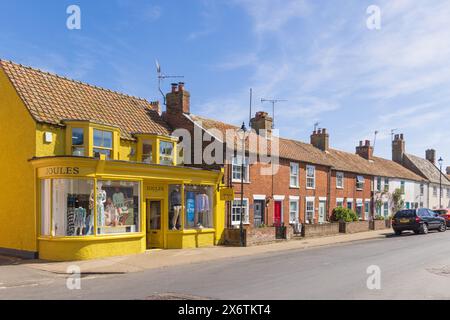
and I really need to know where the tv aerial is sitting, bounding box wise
[156,59,184,105]
[261,98,287,129]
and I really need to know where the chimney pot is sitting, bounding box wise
[171,83,178,93]
[365,140,370,146]
[178,82,185,91]
[359,141,363,147]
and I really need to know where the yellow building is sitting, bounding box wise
[0,60,225,261]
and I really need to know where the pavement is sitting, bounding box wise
[23,229,390,275]
[3,228,450,299]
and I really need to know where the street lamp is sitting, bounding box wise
[237,122,249,247]
[439,157,443,209]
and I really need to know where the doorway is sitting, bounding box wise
[318,201,326,224]
[274,201,282,226]
[146,199,163,249]
[254,200,265,227]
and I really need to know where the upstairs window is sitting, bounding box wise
[232,156,249,183]
[71,128,85,156]
[356,176,365,190]
[336,172,344,189]
[384,178,389,192]
[420,184,424,196]
[142,140,153,164]
[159,141,174,165]
[376,177,382,191]
[306,165,315,189]
[93,129,113,159]
[400,181,405,194]
[290,163,299,188]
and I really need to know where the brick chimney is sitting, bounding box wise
[250,111,273,137]
[356,140,373,161]
[425,149,436,165]
[392,134,405,164]
[166,82,190,115]
[310,128,329,152]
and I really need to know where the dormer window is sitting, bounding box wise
[159,141,174,165]
[93,129,113,159]
[71,128,85,156]
[142,140,153,164]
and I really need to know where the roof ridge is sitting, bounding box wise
[0,59,158,107]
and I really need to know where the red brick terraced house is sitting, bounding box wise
[163,83,425,230]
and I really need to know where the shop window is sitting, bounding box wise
[96,180,140,234]
[52,179,94,237]
[184,185,214,229]
[41,180,51,236]
[71,128,85,156]
[93,129,113,159]
[231,199,249,226]
[159,141,174,165]
[142,140,153,164]
[169,185,183,230]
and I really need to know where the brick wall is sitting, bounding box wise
[303,223,340,238]
[339,221,370,234]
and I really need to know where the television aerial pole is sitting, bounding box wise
[261,98,287,129]
[156,59,184,105]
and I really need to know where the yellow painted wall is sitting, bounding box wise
[119,139,137,162]
[0,68,37,253]
[36,124,65,157]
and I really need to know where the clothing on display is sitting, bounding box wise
[195,193,210,228]
[74,207,86,236]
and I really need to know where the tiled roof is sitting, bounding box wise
[404,153,450,186]
[0,60,171,140]
[187,114,425,181]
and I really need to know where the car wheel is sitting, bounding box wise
[394,230,402,236]
[438,223,447,232]
[420,223,429,234]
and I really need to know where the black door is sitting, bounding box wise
[254,200,265,227]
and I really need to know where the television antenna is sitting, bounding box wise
[261,98,287,129]
[390,128,398,141]
[156,59,184,105]
[373,130,379,152]
[314,122,320,132]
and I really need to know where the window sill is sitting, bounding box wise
[290,186,300,189]
[232,180,251,184]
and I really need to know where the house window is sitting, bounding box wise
[347,201,353,210]
[447,188,450,198]
[289,200,299,224]
[356,176,365,190]
[400,181,405,194]
[305,200,314,224]
[336,200,344,208]
[376,177,382,192]
[433,186,438,197]
[159,141,174,165]
[336,172,344,189]
[232,156,249,182]
[365,200,370,219]
[384,178,389,192]
[383,202,389,217]
[290,163,299,188]
[231,199,249,225]
[356,201,363,219]
[142,140,153,164]
[405,202,410,209]
[420,184,424,196]
[93,129,113,159]
[306,165,315,189]
[71,128,85,156]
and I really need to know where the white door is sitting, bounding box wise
[319,201,326,224]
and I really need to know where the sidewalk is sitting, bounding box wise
[26,229,391,275]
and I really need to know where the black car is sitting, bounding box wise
[392,208,447,235]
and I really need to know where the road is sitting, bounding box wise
[2,230,450,300]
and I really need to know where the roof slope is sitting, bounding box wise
[187,114,425,181]
[0,60,171,140]
[404,153,450,185]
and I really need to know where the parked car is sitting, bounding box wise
[392,208,447,235]
[433,209,450,227]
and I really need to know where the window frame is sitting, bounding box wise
[231,198,249,226]
[306,165,316,189]
[289,200,299,224]
[336,172,344,189]
[71,127,85,157]
[93,129,114,160]
[356,175,365,190]
[290,162,299,188]
[232,156,250,183]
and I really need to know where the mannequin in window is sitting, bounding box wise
[91,182,107,228]
[195,189,210,229]
[170,187,182,230]
[74,199,86,236]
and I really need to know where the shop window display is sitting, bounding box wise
[52,179,94,236]
[96,180,140,234]
[184,185,213,229]
[169,185,183,230]
[40,180,51,236]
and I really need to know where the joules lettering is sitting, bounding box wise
[46,167,80,176]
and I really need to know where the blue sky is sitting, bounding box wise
[1,0,449,168]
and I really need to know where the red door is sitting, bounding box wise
[274,201,282,226]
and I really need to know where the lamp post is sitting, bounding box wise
[237,122,248,247]
[439,157,443,209]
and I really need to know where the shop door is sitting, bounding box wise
[274,201,282,226]
[318,201,326,224]
[147,200,163,249]
[254,200,265,227]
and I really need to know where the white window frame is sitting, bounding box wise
[232,156,250,183]
[231,198,249,226]
[290,162,299,188]
[336,172,344,189]
[356,175,365,190]
[364,200,370,218]
[306,165,316,189]
[336,198,344,208]
[289,200,299,224]
[305,197,315,224]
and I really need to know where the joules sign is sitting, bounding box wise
[38,166,92,178]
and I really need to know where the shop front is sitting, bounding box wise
[32,156,225,261]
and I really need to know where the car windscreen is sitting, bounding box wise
[394,210,416,218]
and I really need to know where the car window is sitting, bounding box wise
[418,209,429,217]
[434,210,446,215]
[428,209,438,216]
[395,210,416,218]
